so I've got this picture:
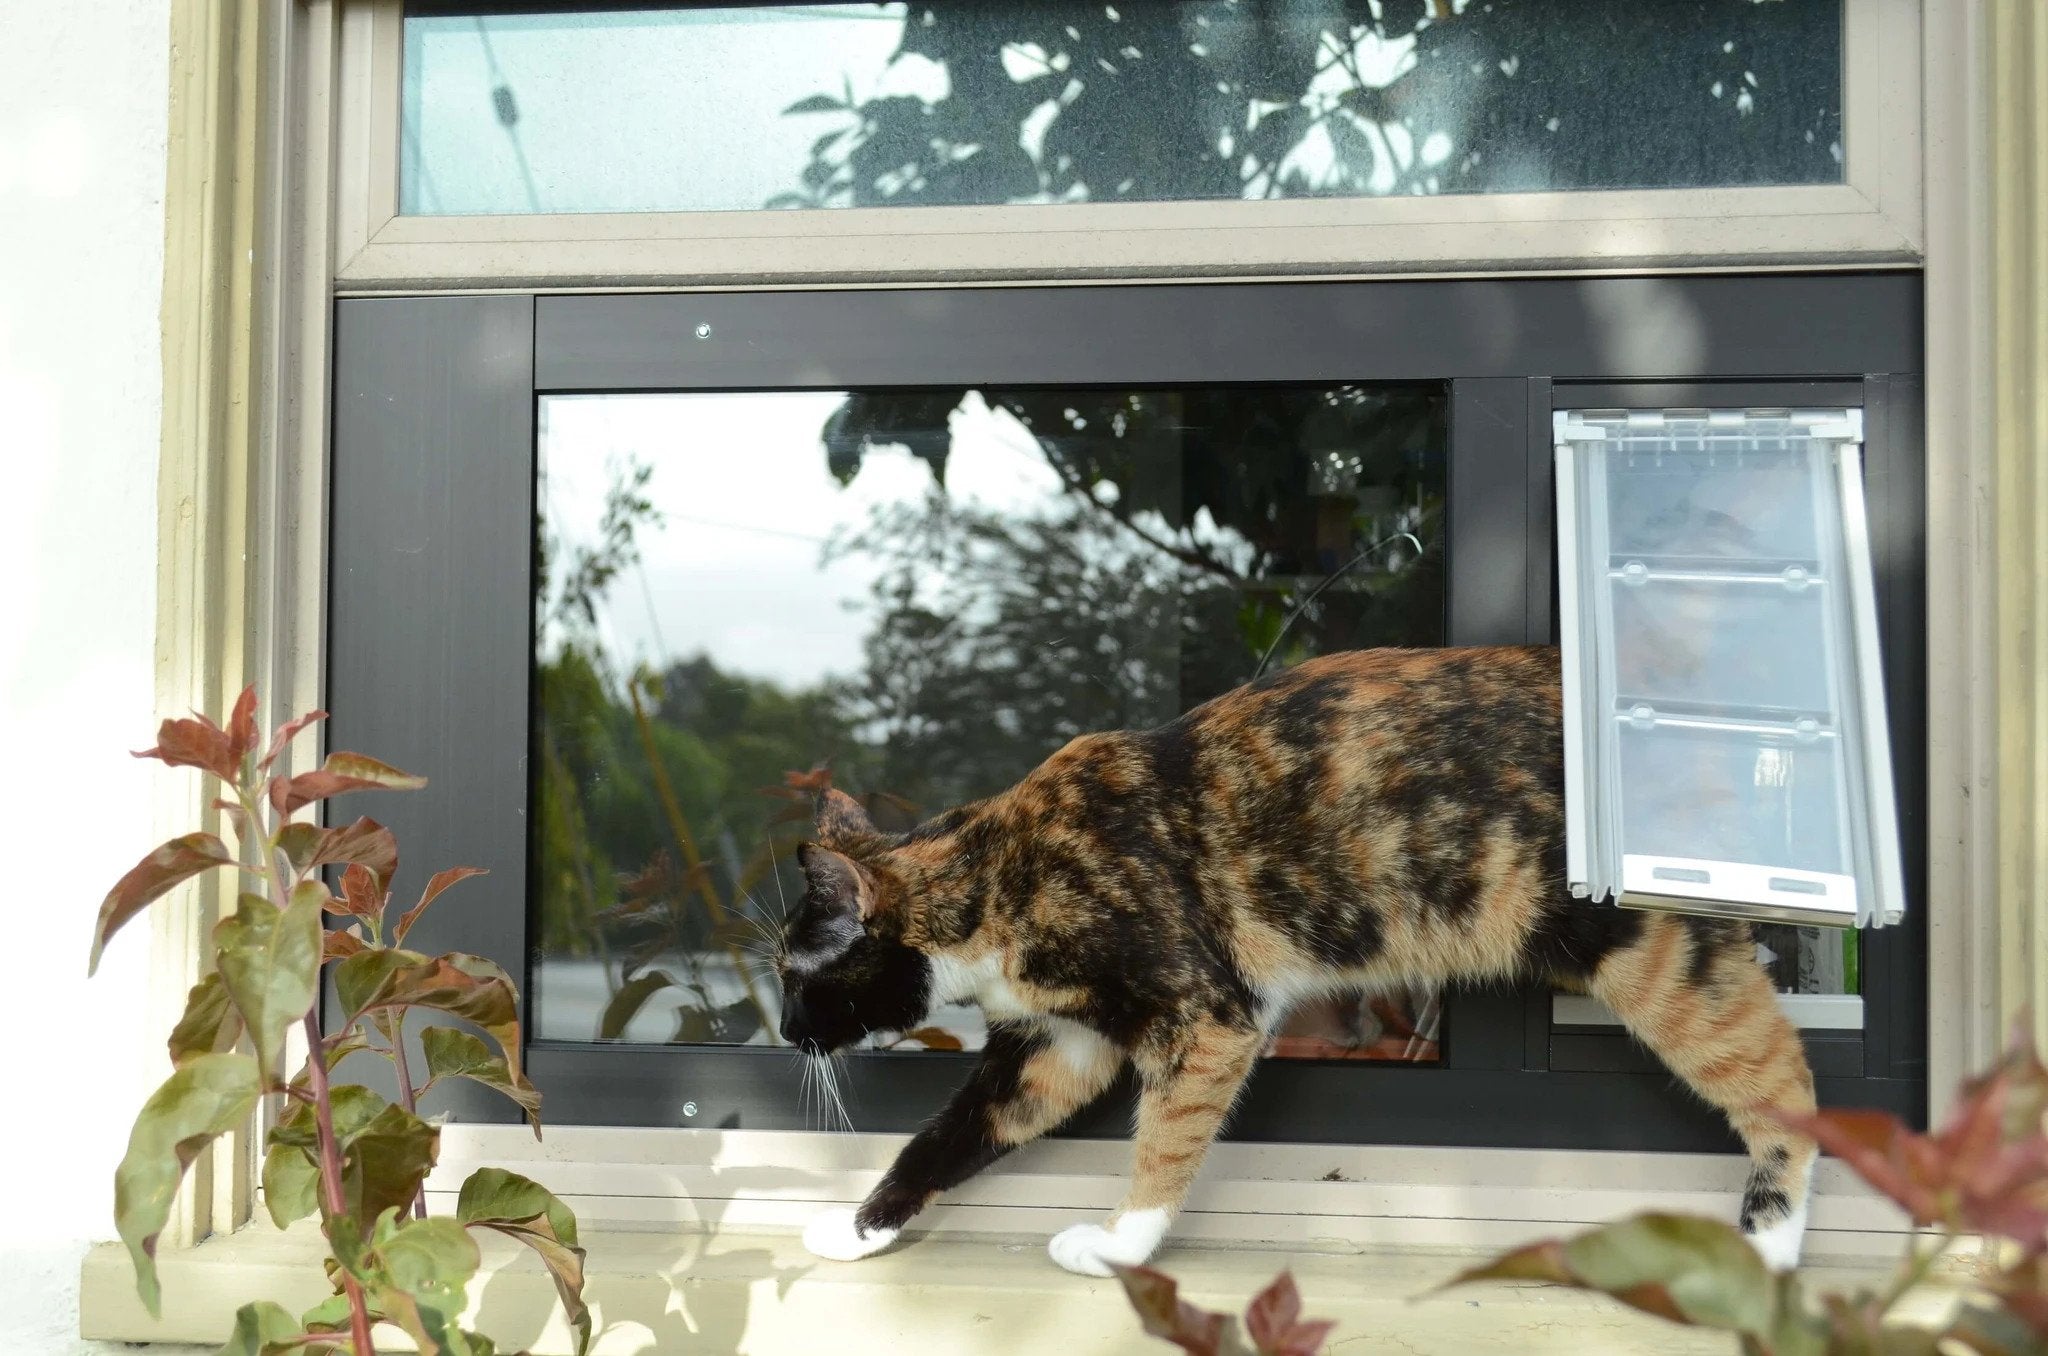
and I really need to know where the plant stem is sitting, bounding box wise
[244,785,377,1354]
[378,1012,428,1220]
[1879,1231,1952,1318]
[303,1011,377,1356]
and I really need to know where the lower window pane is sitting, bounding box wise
[531,385,1448,1057]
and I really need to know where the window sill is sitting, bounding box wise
[83,1221,1905,1355]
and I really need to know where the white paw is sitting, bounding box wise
[803,1207,900,1262]
[1047,1208,1170,1278]
[1745,1204,1807,1272]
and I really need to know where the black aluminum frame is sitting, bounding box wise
[327,273,1925,1148]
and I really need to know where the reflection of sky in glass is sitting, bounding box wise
[404,8,917,214]
[542,391,1245,691]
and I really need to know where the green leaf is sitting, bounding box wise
[167,973,244,1068]
[272,1084,392,1154]
[115,1053,263,1316]
[301,1291,360,1333]
[1444,1214,1785,1340]
[270,752,426,815]
[274,1086,440,1229]
[262,1144,321,1229]
[350,1104,441,1224]
[340,950,530,1098]
[423,1026,542,1129]
[90,832,236,974]
[377,1211,480,1316]
[458,1168,591,1356]
[1942,1300,2044,1356]
[334,947,427,1021]
[393,866,488,945]
[275,822,326,875]
[212,1300,300,1356]
[213,887,323,1077]
[598,970,676,1041]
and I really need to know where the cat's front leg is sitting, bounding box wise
[805,1020,1121,1262]
[1048,1019,1263,1278]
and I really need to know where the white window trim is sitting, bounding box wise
[422,1123,1912,1261]
[331,0,1924,292]
[200,0,1994,1262]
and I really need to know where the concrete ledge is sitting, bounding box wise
[81,1221,1904,1354]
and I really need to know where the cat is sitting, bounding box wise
[775,646,1818,1277]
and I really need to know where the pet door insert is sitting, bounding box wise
[1556,409,1906,930]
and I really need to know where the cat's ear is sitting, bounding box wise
[815,787,879,843]
[797,841,880,920]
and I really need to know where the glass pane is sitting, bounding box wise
[531,386,1447,1058]
[1558,409,1904,969]
[403,1,1843,216]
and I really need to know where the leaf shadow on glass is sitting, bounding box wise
[771,0,1843,211]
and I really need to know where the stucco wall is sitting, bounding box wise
[0,2,203,1351]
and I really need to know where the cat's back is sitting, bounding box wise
[1189,646,1561,766]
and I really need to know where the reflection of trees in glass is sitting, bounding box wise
[534,458,883,1045]
[821,387,1445,814]
[534,384,1447,1046]
[773,0,1840,209]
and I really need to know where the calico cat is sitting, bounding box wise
[776,646,1818,1277]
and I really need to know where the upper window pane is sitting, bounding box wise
[401,1,1844,217]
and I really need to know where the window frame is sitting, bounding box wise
[331,0,1925,292]
[325,273,1926,1153]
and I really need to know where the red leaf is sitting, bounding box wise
[1246,1272,1318,1354]
[1774,1024,2048,1247]
[133,715,239,781]
[225,687,260,766]
[783,764,834,794]
[309,817,398,888]
[323,929,366,963]
[268,752,426,815]
[334,863,385,921]
[258,709,327,773]
[90,833,237,974]
[1114,1265,1227,1356]
[393,867,488,945]
[1244,1293,1337,1356]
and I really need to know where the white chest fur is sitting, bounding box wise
[928,950,1035,1023]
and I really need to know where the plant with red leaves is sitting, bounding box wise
[98,690,588,1356]
[1444,1021,2048,1355]
[1115,1267,1335,1355]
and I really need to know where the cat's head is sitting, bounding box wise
[776,790,932,1055]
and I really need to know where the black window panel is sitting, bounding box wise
[327,274,1925,1145]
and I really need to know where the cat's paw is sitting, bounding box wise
[1744,1206,1808,1271]
[803,1207,900,1262]
[1047,1208,1170,1278]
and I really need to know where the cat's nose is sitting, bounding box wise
[779,996,804,1045]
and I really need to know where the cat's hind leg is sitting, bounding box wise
[1585,915,1818,1270]
[805,1019,1121,1262]
[1048,1018,1264,1277]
